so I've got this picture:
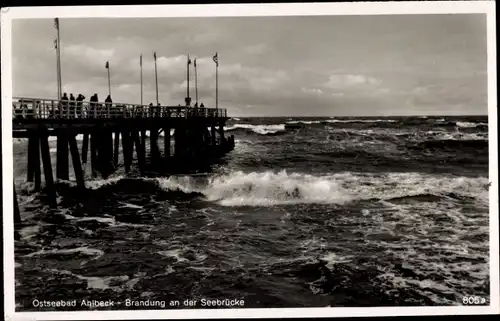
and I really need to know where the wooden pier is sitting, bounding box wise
[12,97,235,225]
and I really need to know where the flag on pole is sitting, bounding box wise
[54,39,57,49]
[153,52,156,61]
[140,54,142,67]
[213,52,218,66]
[194,59,197,67]
[188,57,192,65]
[54,18,59,29]
[105,61,109,69]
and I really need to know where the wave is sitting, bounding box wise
[326,119,398,124]
[225,124,286,135]
[456,121,488,128]
[286,119,398,125]
[154,170,489,207]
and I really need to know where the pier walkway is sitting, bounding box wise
[12,96,235,223]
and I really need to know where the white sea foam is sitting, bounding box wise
[225,123,286,135]
[86,175,125,190]
[320,252,354,270]
[24,247,104,259]
[155,170,488,207]
[326,119,397,123]
[456,121,488,128]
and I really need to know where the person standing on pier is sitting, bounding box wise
[61,93,69,118]
[105,95,112,118]
[89,94,98,118]
[76,94,85,118]
[69,93,76,118]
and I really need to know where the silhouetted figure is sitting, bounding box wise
[89,94,98,118]
[61,93,69,118]
[76,94,85,118]
[105,95,112,118]
[149,102,154,118]
[69,94,76,118]
[200,103,205,108]
[156,103,162,117]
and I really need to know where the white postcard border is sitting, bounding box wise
[2,1,498,320]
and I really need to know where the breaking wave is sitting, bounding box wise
[154,171,489,207]
[225,124,286,135]
[456,121,488,128]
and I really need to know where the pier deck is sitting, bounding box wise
[11,97,235,225]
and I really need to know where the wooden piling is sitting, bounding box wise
[150,127,160,159]
[40,133,57,207]
[14,183,21,225]
[33,135,41,191]
[132,130,145,174]
[122,130,132,173]
[211,125,216,146]
[56,133,69,180]
[27,135,35,182]
[68,133,85,188]
[164,127,170,157]
[140,129,147,157]
[90,132,98,177]
[82,133,89,164]
[219,124,225,146]
[113,131,120,167]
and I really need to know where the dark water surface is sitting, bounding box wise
[13,115,490,310]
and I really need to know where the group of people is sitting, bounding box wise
[55,93,113,118]
[43,93,209,119]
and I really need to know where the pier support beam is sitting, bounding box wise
[82,133,89,164]
[56,133,69,181]
[163,126,170,157]
[122,130,132,173]
[14,183,21,225]
[211,125,216,146]
[27,134,41,191]
[68,133,85,188]
[132,130,145,175]
[140,129,147,159]
[219,124,225,147]
[113,131,120,167]
[150,127,160,160]
[90,133,98,177]
[40,133,57,207]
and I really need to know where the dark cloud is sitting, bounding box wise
[12,14,487,116]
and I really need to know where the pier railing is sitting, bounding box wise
[12,97,227,121]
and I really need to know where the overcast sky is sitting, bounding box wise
[12,14,487,117]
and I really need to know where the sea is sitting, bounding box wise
[13,115,490,310]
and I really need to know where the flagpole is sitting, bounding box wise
[194,59,198,105]
[187,55,190,102]
[154,52,159,105]
[55,39,60,100]
[215,53,219,110]
[54,18,62,100]
[107,63,111,97]
[140,54,143,105]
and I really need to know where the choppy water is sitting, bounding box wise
[13,115,490,310]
